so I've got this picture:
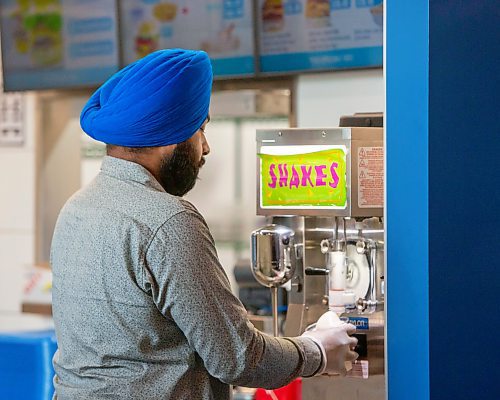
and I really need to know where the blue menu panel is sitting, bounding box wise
[258,0,383,73]
[120,0,255,78]
[0,0,119,91]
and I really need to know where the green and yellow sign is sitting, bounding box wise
[259,148,347,208]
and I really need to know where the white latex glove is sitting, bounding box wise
[301,311,358,376]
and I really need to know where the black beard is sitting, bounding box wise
[157,140,204,197]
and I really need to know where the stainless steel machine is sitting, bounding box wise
[251,122,385,399]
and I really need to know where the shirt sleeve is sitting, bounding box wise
[142,207,322,388]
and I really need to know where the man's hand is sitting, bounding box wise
[301,312,359,376]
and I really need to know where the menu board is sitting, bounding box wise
[258,0,383,73]
[120,0,255,78]
[0,0,119,91]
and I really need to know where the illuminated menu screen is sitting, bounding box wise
[259,146,348,209]
[0,0,119,91]
[258,0,383,73]
[120,0,255,78]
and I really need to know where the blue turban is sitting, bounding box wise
[80,49,212,147]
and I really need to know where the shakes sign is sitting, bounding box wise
[259,148,347,208]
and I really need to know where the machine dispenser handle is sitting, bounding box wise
[354,239,380,313]
[251,224,297,337]
[305,267,329,276]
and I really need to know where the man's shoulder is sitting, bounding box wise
[139,191,203,225]
[149,198,209,239]
[175,198,201,216]
[59,174,198,232]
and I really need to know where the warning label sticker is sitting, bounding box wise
[358,146,384,208]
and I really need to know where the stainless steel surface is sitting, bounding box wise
[281,216,384,325]
[346,310,385,375]
[321,238,346,253]
[279,216,385,399]
[303,375,385,400]
[271,287,278,336]
[251,127,385,399]
[303,310,385,399]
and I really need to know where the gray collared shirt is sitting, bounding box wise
[50,156,321,400]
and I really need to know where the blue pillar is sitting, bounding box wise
[387,1,499,399]
[386,1,429,399]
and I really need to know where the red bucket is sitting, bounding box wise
[254,378,302,400]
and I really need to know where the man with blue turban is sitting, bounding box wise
[50,49,357,399]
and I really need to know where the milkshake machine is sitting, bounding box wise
[251,120,385,399]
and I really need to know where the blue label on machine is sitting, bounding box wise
[342,316,370,330]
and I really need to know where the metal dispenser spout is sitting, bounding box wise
[250,224,296,336]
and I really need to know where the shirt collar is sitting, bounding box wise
[100,156,165,192]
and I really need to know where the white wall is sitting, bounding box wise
[37,94,86,262]
[296,69,384,127]
[0,92,37,312]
